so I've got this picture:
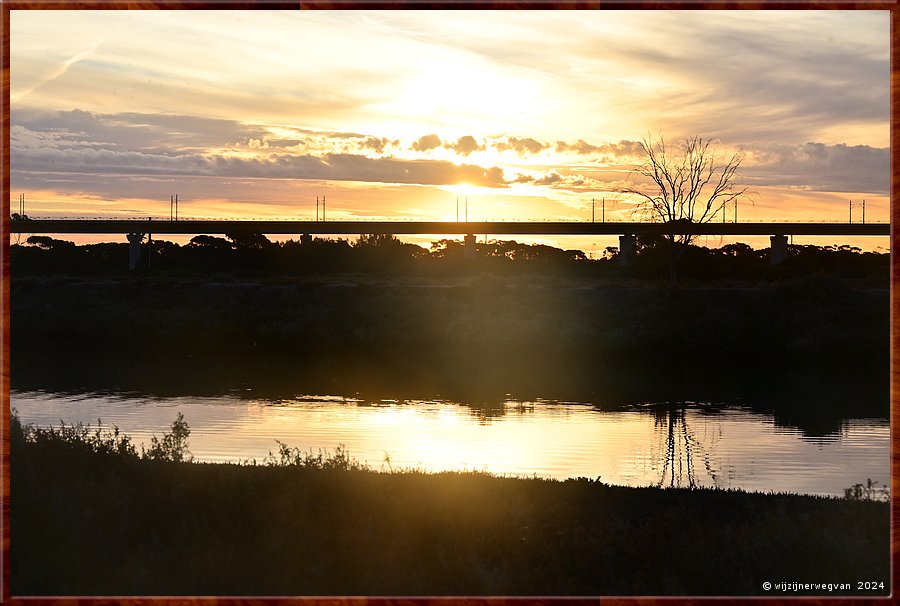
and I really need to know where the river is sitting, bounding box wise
[10,389,888,498]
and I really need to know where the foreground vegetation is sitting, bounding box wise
[11,414,890,596]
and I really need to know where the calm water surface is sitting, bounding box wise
[11,390,889,497]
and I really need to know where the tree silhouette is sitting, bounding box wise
[623,134,749,245]
[622,134,750,284]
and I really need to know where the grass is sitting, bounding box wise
[10,414,891,597]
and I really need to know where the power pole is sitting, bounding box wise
[316,196,319,221]
[734,199,737,223]
[849,199,852,223]
[591,198,594,223]
[863,199,866,224]
[602,198,605,223]
[175,194,178,221]
[323,194,326,221]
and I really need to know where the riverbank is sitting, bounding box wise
[11,272,888,401]
[11,416,890,597]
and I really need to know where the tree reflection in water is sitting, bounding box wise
[652,402,721,489]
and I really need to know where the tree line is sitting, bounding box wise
[10,230,888,284]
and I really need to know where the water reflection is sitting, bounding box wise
[10,391,889,497]
[639,402,720,489]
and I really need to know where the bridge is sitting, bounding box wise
[9,217,890,268]
[7,218,890,237]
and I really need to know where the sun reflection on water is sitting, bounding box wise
[10,390,890,497]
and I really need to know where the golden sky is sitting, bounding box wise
[9,10,891,251]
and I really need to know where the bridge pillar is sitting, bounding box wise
[127,233,144,270]
[770,235,789,265]
[464,234,477,259]
[618,234,637,268]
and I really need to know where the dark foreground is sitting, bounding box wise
[12,420,890,597]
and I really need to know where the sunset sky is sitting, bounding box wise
[9,10,891,251]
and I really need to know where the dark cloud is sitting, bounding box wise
[10,109,512,190]
[742,142,889,194]
[555,139,643,157]
[493,136,546,155]
[534,172,563,186]
[361,136,393,153]
[10,109,393,158]
[446,135,484,156]
[11,145,509,188]
[555,140,599,154]
[411,134,442,152]
[12,108,270,154]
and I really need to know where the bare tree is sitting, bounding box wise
[622,134,749,245]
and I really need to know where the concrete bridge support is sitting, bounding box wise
[618,234,637,268]
[770,235,789,265]
[127,233,144,270]
[464,234,477,259]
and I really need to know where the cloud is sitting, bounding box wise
[741,142,889,194]
[361,136,394,153]
[446,135,484,156]
[11,108,412,161]
[411,134,442,152]
[494,136,546,155]
[11,142,510,188]
[12,108,271,154]
[555,139,643,157]
[534,172,563,186]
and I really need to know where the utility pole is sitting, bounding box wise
[175,194,178,221]
[323,194,326,221]
[849,199,852,223]
[602,198,605,223]
[863,199,866,224]
[591,198,595,223]
[734,199,737,223]
[170,195,173,221]
[316,196,319,221]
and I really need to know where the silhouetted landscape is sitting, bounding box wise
[10,235,890,596]
[11,7,891,597]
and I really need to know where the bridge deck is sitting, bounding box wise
[8,219,890,237]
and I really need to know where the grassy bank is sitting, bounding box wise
[11,273,888,396]
[11,415,890,597]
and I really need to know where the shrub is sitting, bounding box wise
[143,412,192,462]
[263,441,366,471]
[843,478,889,502]
[11,409,138,459]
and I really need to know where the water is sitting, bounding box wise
[10,390,889,498]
